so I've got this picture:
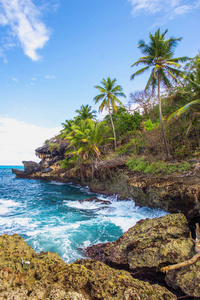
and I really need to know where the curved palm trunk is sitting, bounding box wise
[158,72,170,160]
[108,107,117,150]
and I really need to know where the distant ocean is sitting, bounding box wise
[0,166,166,263]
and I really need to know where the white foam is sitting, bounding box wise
[50,181,66,185]
[0,199,19,207]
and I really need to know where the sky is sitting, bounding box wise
[0,0,200,165]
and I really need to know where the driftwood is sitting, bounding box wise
[161,223,200,273]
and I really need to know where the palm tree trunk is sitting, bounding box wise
[109,107,117,149]
[91,160,94,180]
[158,72,170,160]
[80,163,85,182]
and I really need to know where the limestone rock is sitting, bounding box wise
[0,234,176,299]
[86,213,200,298]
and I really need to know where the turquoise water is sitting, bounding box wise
[0,166,166,263]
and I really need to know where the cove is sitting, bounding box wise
[0,166,166,263]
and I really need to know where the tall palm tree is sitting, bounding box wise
[94,77,126,149]
[75,104,97,121]
[131,28,189,159]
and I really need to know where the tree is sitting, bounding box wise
[94,77,126,149]
[129,90,155,116]
[65,119,110,180]
[75,104,97,122]
[131,28,188,159]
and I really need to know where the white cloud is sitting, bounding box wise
[0,117,62,165]
[12,77,18,82]
[45,75,56,79]
[128,0,200,20]
[0,0,50,61]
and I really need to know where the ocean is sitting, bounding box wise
[0,166,166,263]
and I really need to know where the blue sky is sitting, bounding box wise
[0,0,200,164]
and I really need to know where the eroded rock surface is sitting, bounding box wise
[86,213,200,298]
[0,234,176,299]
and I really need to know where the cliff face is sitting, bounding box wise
[35,137,69,170]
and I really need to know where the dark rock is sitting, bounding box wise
[22,161,40,174]
[79,196,112,205]
[12,169,25,177]
[12,161,40,177]
[41,167,53,173]
[0,234,176,299]
[86,213,200,298]
[35,138,69,170]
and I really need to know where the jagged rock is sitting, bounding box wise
[12,161,40,177]
[35,138,69,170]
[79,196,112,205]
[41,167,53,173]
[127,174,200,220]
[0,234,176,299]
[86,213,200,298]
[22,161,40,174]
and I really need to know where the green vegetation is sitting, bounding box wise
[131,29,189,159]
[126,157,190,174]
[57,29,200,182]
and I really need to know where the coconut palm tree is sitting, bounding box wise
[75,104,97,121]
[131,28,189,159]
[94,77,126,149]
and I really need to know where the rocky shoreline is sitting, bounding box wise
[1,213,200,299]
[9,142,200,299]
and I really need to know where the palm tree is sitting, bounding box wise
[75,104,97,121]
[65,119,110,180]
[94,77,126,149]
[131,28,189,159]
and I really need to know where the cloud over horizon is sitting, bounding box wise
[128,0,200,20]
[0,117,61,165]
[0,0,51,61]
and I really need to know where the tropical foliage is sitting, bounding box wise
[57,29,200,180]
[131,29,189,159]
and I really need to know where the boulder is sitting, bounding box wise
[22,161,40,174]
[79,196,112,205]
[86,213,200,298]
[0,234,176,299]
[12,161,40,177]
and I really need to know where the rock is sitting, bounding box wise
[12,161,40,177]
[127,174,200,220]
[41,167,53,173]
[79,196,112,205]
[0,234,176,299]
[86,213,200,298]
[22,161,40,174]
[35,138,69,170]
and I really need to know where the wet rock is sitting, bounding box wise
[0,233,176,299]
[79,196,112,205]
[86,213,200,298]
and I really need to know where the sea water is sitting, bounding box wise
[0,166,166,263]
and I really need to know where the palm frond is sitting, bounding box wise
[130,66,149,80]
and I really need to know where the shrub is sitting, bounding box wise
[126,157,191,174]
